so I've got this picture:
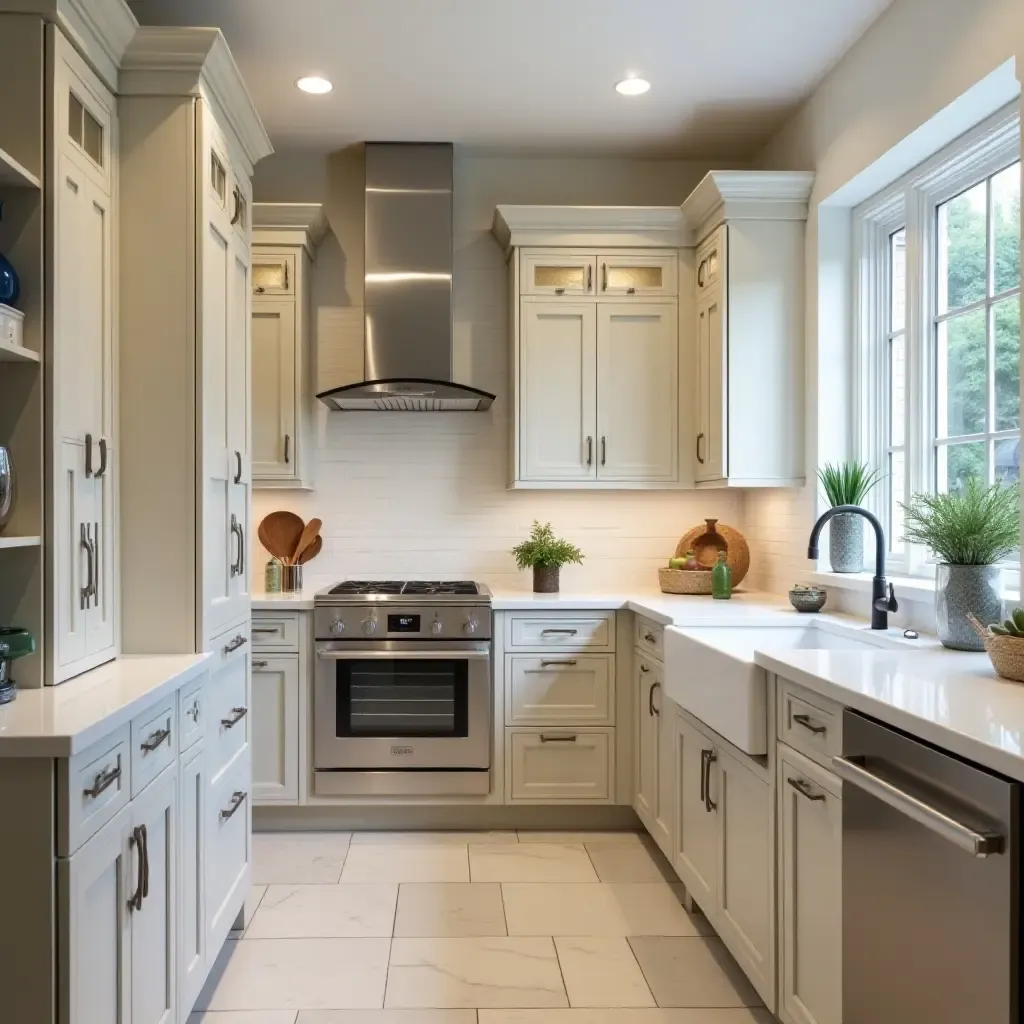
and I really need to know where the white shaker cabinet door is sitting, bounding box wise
[55,440,90,675]
[596,302,678,481]
[779,749,842,1024]
[519,300,597,481]
[130,765,178,1024]
[673,714,717,914]
[227,229,252,614]
[61,806,132,1024]
[179,744,207,1018]
[634,659,658,828]
[251,654,300,804]
[252,299,297,481]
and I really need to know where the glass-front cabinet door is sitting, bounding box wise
[521,252,597,296]
[597,252,678,297]
[252,254,295,296]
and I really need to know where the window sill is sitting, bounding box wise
[799,569,1020,606]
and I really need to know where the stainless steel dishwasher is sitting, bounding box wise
[834,711,1021,1023]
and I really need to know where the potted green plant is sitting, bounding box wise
[901,480,1020,651]
[512,521,584,594]
[817,461,882,572]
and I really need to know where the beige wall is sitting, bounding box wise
[743,0,1023,598]
[251,150,746,590]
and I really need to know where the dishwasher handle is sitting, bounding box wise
[833,754,1006,858]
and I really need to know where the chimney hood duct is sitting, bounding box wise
[316,142,494,412]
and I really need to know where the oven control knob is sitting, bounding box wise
[463,617,478,635]
[330,618,346,636]
[431,619,444,635]
[361,618,377,636]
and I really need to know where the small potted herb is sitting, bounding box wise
[512,521,584,594]
[902,480,1020,650]
[817,461,882,572]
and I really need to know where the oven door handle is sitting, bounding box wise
[316,649,491,661]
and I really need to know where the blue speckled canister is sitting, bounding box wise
[935,563,1003,651]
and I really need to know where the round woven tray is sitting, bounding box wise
[658,567,713,595]
[970,614,1024,683]
[676,521,750,586]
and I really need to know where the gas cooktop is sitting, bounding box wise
[315,580,492,607]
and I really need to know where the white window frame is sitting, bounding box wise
[854,104,1021,579]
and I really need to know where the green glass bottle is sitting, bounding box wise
[712,551,732,600]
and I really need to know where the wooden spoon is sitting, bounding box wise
[259,511,305,563]
[298,534,322,565]
[292,518,322,565]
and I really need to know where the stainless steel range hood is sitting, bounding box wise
[317,143,495,412]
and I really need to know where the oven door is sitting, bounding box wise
[314,641,491,771]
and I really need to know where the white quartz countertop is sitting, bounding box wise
[755,647,1024,782]
[0,653,211,757]
[251,589,318,610]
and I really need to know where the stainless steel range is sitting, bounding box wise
[313,581,493,796]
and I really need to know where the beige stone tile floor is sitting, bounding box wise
[192,831,770,1022]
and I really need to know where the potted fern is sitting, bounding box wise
[902,480,1019,651]
[512,521,584,593]
[817,462,882,572]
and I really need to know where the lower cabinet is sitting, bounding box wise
[206,749,252,953]
[178,744,206,1017]
[673,712,718,911]
[778,746,842,1024]
[251,654,300,804]
[506,728,614,803]
[634,655,671,850]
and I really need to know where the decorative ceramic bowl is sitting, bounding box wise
[789,586,827,613]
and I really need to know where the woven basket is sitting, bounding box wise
[969,613,1024,683]
[676,521,750,587]
[658,567,713,595]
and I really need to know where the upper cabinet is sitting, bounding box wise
[118,27,272,655]
[251,203,329,490]
[682,171,814,488]
[494,207,687,490]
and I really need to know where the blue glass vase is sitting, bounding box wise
[0,201,20,307]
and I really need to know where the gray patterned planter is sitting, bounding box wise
[829,513,863,573]
[935,563,1002,651]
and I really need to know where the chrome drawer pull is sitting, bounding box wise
[539,734,578,743]
[223,634,248,654]
[221,706,248,729]
[787,776,826,802]
[793,713,827,736]
[140,727,171,753]
[83,764,121,799]
[540,659,577,667]
[220,790,248,821]
[541,628,578,636]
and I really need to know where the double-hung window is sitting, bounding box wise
[856,106,1020,576]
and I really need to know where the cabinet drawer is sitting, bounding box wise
[252,612,300,652]
[252,253,295,296]
[506,612,615,652]
[597,252,678,297]
[634,617,664,660]
[58,725,131,855]
[778,679,842,769]
[179,673,205,751]
[506,728,614,804]
[506,654,614,726]
[521,251,596,296]
[207,624,251,785]
[207,749,251,953]
[130,697,176,797]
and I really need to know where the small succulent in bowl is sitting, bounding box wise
[989,608,1024,638]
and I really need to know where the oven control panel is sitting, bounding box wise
[315,605,492,641]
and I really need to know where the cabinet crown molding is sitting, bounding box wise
[120,26,273,174]
[8,0,136,91]
[681,170,815,240]
[492,205,690,255]
[253,202,330,253]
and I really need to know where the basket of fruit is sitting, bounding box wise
[658,551,713,595]
[970,610,1024,683]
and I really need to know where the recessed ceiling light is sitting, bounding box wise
[615,76,651,97]
[296,76,333,95]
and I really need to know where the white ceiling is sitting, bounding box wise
[128,0,892,158]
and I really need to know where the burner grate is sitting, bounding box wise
[327,580,480,596]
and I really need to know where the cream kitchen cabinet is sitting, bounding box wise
[682,171,813,488]
[119,28,271,656]
[178,743,207,1017]
[251,654,300,804]
[673,711,718,912]
[778,746,842,1024]
[493,208,689,489]
[251,204,327,489]
[634,652,672,853]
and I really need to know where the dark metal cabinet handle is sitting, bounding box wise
[83,764,121,799]
[221,706,248,729]
[283,262,289,290]
[85,433,93,477]
[539,734,578,743]
[586,435,593,466]
[185,699,201,722]
[284,434,291,464]
[233,450,243,484]
[649,680,661,717]
[80,523,95,610]
[220,790,248,820]
[787,776,826,802]
[640,663,650,673]
[541,628,578,636]
[252,659,269,668]
[223,634,248,654]
[93,521,100,605]
[140,727,171,753]
[128,826,145,911]
[702,749,717,811]
[699,748,707,803]
[697,259,706,288]
[696,432,705,465]
[252,627,279,634]
[255,284,266,294]
[140,823,150,899]
[793,713,827,736]
[601,262,608,291]
[601,436,607,466]
[554,286,566,295]
[95,437,108,478]
[626,286,636,294]
[644,632,656,644]
[586,264,592,291]
[230,514,245,578]
[541,659,578,667]
[231,187,243,225]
